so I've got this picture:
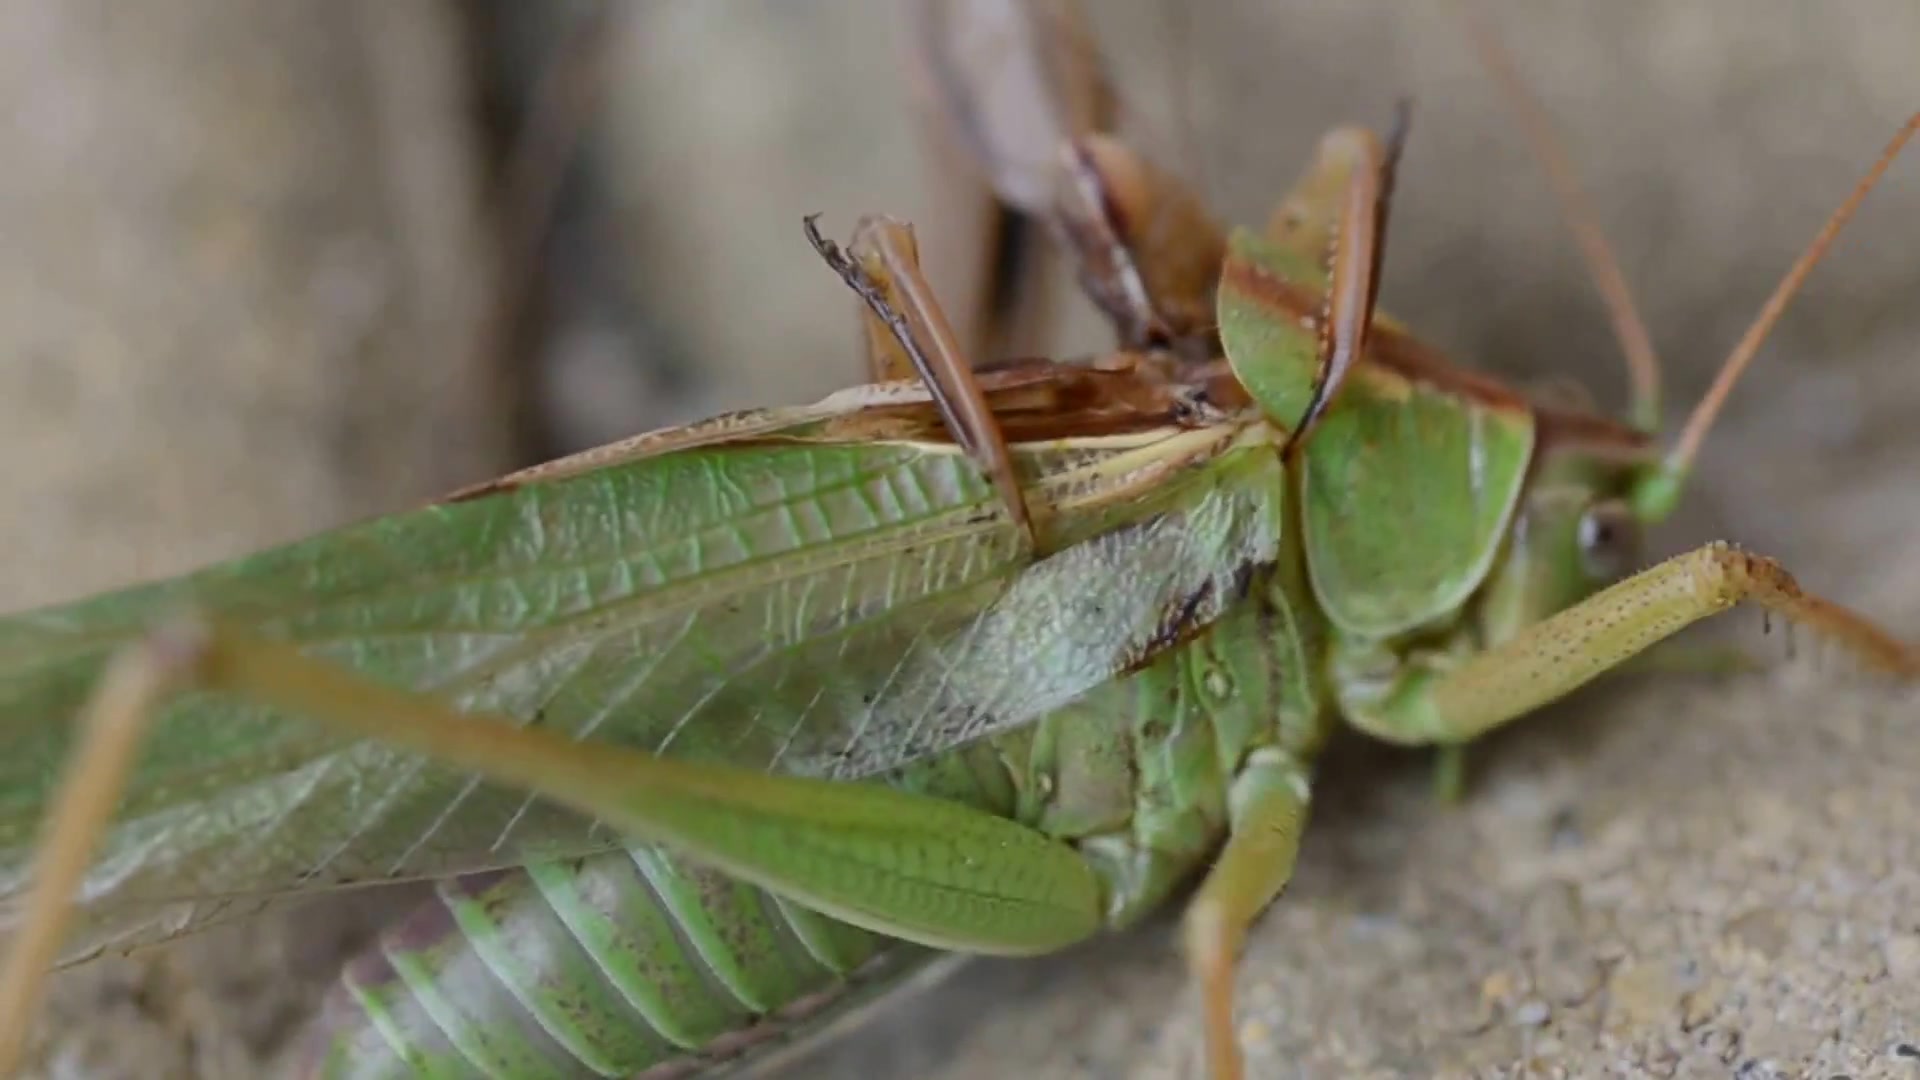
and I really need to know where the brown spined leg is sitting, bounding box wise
[809,215,1036,550]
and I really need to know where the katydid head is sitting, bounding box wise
[1478,113,1917,647]
[1476,428,1649,646]
[1624,112,1917,527]
[1464,8,1917,533]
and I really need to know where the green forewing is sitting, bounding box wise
[1218,228,1535,638]
[0,422,1281,960]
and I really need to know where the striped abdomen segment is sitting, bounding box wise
[305,844,915,1079]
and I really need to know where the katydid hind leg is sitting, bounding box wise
[1344,543,1915,748]
[1180,752,1313,1080]
[54,623,1107,956]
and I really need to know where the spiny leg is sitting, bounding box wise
[0,620,1108,1073]
[1345,543,1915,748]
[1054,134,1226,351]
[807,215,1036,549]
[905,0,1228,355]
[1403,90,1918,784]
[1180,751,1312,1080]
[1277,103,1410,458]
[848,215,934,385]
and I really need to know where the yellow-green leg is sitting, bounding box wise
[1346,542,1915,748]
[0,621,1110,1077]
[1180,749,1314,1080]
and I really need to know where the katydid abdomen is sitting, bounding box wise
[307,847,915,1078]
[305,556,1334,1079]
[306,739,1013,1078]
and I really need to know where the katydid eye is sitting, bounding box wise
[1577,500,1640,581]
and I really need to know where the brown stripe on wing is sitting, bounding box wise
[447,352,1249,506]
[1219,253,1535,419]
[820,352,1246,444]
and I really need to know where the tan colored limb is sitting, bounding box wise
[809,216,1035,548]
[853,217,930,385]
[1425,638,1763,805]
[907,0,1224,351]
[902,0,1226,353]
[1052,135,1228,351]
[903,0,1114,359]
[1280,106,1409,458]
[1347,543,1914,747]
[1180,752,1312,1080]
[0,627,205,1076]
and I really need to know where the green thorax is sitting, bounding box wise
[1216,225,1656,732]
[1218,228,1540,642]
[973,477,1333,927]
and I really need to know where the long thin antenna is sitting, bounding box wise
[1458,5,1664,432]
[1666,112,1920,477]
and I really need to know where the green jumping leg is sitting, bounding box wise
[0,621,1111,1075]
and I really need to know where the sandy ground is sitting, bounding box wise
[2,2,1916,1078]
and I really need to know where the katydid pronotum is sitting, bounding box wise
[2,5,1917,1079]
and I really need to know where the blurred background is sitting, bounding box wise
[2,2,1917,1076]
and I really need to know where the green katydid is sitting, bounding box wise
[2,11,1918,1080]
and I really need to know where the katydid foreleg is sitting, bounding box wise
[1335,109,1920,746]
